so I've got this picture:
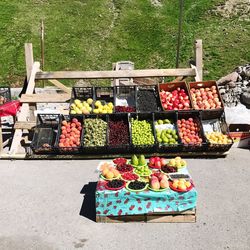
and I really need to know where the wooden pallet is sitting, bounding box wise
[96,209,196,223]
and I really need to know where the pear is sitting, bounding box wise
[138,155,146,166]
[131,155,138,166]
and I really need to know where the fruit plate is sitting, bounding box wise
[121,172,140,181]
[169,181,194,193]
[100,174,121,181]
[148,186,169,192]
[125,182,148,192]
[104,180,126,191]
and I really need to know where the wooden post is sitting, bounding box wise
[41,20,45,88]
[25,43,34,81]
[195,39,203,81]
[9,62,40,156]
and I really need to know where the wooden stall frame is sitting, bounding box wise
[0,40,203,159]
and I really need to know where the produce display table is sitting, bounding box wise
[96,168,197,223]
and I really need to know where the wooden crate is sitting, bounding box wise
[96,208,196,223]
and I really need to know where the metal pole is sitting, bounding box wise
[176,0,184,68]
[40,19,45,87]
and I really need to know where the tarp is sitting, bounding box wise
[0,100,21,117]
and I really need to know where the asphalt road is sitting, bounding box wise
[0,147,249,250]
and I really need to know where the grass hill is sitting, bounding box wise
[0,0,249,86]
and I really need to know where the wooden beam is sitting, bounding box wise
[35,68,196,80]
[195,39,203,81]
[14,121,36,130]
[20,93,71,103]
[25,43,34,81]
[48,79,71,94]
[190,64,201,82]
[9,62,40,156]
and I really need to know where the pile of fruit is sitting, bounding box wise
[116,163,133,173]
[121,172,139,181]
[100,164,120,180]
[93,100,113,114]
[115,106,135,113]
[148,156,167,169]
[167,157,187,169]
[177,118,203,145]
[109,119,129,146]
[161,165,177,173]
[155,128,178,145]
[170,178,192,192]
[134,165,151,176]
[137,89,160,112]
[131,119,155,145]
[127,180,147,191]
[106,179,125,190]
[190,86,222,110]
[58,118,82,150]
[70,98,93,115]
[131,154,147,166]
[159,87,191,110]
[83,118,107,147]
[206,132,232,144]
[149,173,169,190]
[113,158,127,165]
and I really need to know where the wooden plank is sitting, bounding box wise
[96,210,196,223]
[9,62,40,155]
[35,68,196,80]
[48,79,71,94]
[146,214,196,223]
[14,121,36,130]
[25,43,34,81]
[20,93,71,103]
[195,39,203,81]
[190,64,201,82]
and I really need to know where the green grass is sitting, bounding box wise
[0,0,249,86]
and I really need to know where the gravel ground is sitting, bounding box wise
[0,147,249,250]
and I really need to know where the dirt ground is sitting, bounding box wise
[0,147,250,250]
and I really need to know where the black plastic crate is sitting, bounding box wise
[201,110,233,152]
[82,114,108,154]
[70,87,94,116]
[136,85,162,113]
[107,113,131,153]
[94,86,115,104]
[30,114,60,154]
[55,115,83,154]
[129,112,156,153]
[0,87,11,106]
[153,112,183,153]
[114,85,136,112]
[177,111,208,152]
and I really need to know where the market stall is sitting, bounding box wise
[95,156,197,223]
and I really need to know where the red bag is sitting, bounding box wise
[0,100,21,117]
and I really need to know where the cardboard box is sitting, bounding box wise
[229,124,250,149]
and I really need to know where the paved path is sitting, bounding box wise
[0,148,249,250]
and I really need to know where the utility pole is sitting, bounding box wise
[40,19,45,87]
[176,0,184,68]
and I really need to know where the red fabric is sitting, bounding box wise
[0,100,21,117]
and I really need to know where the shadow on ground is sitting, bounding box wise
[79,182,97,222]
